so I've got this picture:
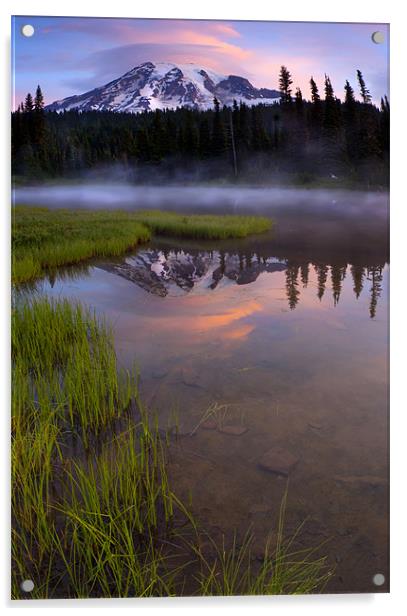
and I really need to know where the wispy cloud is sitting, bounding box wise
[12,17,389,107]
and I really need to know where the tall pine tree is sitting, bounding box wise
[34,85,44,112]
[24,92,34,112]
[356,70,372,104]
[309,77,322,138]
[279,66,293,105]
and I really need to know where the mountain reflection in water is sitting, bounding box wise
[93,248,385,319]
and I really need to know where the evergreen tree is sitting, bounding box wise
[32,85,46,147]
[24,92,34,112]
[357,70,372,104]
[279,66,293,105]
[309,77,323,138]
[344,80,355,107]
[295,88,304,113]
[381,95,390,113]
[324,74,335,102]
[310,77,321,104]
[34,85,44,112]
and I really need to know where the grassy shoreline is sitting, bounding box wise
[12,297,332,599]
[12,207,272,285]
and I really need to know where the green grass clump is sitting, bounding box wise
[134,210,271,240]
[12,298,331,599]
[12,297,181,598]
[12,207,151,284]
[12,298,132,438]
[12,206,271,284]
[194,490,333,596]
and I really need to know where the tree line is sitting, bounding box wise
[12,68,389,186]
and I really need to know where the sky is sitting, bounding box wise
[11,16,389,108]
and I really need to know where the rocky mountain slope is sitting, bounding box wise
[46,61,280,113]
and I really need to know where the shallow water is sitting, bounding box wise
[16,186,389,593]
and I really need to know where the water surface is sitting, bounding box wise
[16,186,389,593]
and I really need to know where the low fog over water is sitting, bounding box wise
[14,183,389,263]
[13,183,388,217]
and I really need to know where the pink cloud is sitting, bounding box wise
[177,29,251,60]
[210,23,241,38]
[47,19,251,64]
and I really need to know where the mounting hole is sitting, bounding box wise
[20,579,34,592]
[371,31,385,44]
[21,24,35,38]
[373,573,385,586]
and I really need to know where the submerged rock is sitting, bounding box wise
[258,447,299,476]
[151,369,168,379]
[219,424,248,436]
[181,367,201,387]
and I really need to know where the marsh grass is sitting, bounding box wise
[12,298,332,599]
[193,490,333,596]
[12,206,271,284]
[12,207,151,284]
[134,210,271,240]
[12,298,132,439]
[12,297,185,598]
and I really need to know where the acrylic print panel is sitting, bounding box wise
[11,15,389,599]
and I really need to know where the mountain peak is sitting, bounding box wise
[46,61,280,114]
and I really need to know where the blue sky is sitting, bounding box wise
[12,16,389,107]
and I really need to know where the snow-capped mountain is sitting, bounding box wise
[46,62,280,114]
